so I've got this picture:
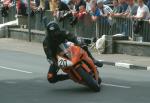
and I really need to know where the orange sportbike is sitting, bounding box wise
[57,42,101,92]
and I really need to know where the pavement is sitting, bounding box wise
[0,38,150,70]
[0,38,150,103]
[93,53,150,70]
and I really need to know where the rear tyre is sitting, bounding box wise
[77,67,100,92]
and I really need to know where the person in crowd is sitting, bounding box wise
[90,1,101,21]
[68,0,76,10]
[49,0,58,12]
[97,0,113,35]
[103,0,113,5]
[38,0,49,11]
[111,0,120,13]
[57,0,70,11]
[110,0,129,36]
[86,0,91,12]
[110,0,128,17]
[130,0,150,36]
[124,0,138,17]
[16,0,28,16]
[97,0,112,17]
[1,0,13,17]
[56,0,72,22]
[132,0,150,20]
[147,0,150,10]
[35,0,40,7]
[61,0,70,4]
[70,0,87,25]
[75,0,86,11]
[2,0,13,7]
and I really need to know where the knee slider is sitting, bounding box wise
[47,73,57,83]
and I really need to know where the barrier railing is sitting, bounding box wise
[109,17,150,42]
[1,9,150,42]
[0,5,16,24]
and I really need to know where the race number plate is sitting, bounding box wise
[58,56,73,68]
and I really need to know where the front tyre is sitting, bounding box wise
[77,67,101,92]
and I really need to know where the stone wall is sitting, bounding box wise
[9,28,45,42]
[114,40,150,56]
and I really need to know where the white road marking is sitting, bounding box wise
[102,83,131,89]
[0,65,32,74]
[115,62,131,69]
[147,66,150,71]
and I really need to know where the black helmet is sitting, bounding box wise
[47,21,60,32]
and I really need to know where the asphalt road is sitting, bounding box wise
[0,49,150,103]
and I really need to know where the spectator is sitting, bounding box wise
[61,0,70,4]
[147,0,150,10]
[111,0,120,13]
[68,0,76,10]
[16,0,28,16]
[85,0,96,12]
[103,0,113,5]
[2,0,13,7]
[37,0,49,10]
[70,0,86,25]
[86,0,92,12]
[57,0,70,11]
[111,0,128,17]
[1,0,13,17]
[97,0,113,34]
[132,0,150,20]
[90,2,101,21]
[45,0,50,10]
[97,0,112,17]
[38,0,45,10]
[75,0,86,11]
[124,0,138,16]
[56,0,72,22]
[110,0,129,36]
[49,0,58,12]
[35,0,40,7]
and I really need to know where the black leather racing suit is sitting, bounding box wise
[43,29,81,83]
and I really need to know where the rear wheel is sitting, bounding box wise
[77,67,101,92]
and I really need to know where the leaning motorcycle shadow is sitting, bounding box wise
[50,80,103,94]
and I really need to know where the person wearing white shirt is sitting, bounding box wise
[86,0,92,12]
[132,0,150,20]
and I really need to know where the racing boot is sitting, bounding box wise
[82,46,103,67]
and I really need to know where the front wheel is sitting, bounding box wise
[77,67,101,92]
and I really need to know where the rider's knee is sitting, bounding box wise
[47,73,57,83]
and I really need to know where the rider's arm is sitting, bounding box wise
[61,30,80,45]
[43,38,53,60]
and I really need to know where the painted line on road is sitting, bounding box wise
[0,65,32,74]
[99,60,149,70]
[147,66,150,71]
[102,83,131,89]
[115,62,131,69]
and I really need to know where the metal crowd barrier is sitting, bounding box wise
[0,5,16,24]
[28,12,150,42]
[109,17,150,42]
[1,9,150,42]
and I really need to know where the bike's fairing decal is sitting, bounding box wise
[58,56,73,68]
